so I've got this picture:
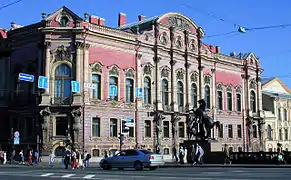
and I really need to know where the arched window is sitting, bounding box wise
[177,81,184,107]
[109,76,118,101]
[125,78,134,103]
[191,83,197,108]
[92,74,101,100]
[60,16,69,27]
[205,86,210,109]
[267,125,272,140]
[162,79,169,106]
[284,109,287,121]
[92,149,100,157]
[250,91,256,112]
[144,77,151,104]
[236,94,242,112]
[227,92,232,111]
[54,64,71,104]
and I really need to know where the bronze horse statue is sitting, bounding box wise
[187,110,221,140]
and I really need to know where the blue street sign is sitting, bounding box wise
[14,137,19,145]
[38,76,49,89]
[71,81,81,93]
[18,73,34,82]
[109,85,117,97]
[136,88,142,98]
[127,118,134,123]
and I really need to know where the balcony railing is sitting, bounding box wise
[54,97,72,105]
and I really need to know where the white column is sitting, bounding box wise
[172,66,178,112]
[84,43,90,104]
[44,42,51,94]
[75,42,82,84]
[156,59,162,110]
[211,68,216,137]
[187,66,191,108]
[241,75,246,150]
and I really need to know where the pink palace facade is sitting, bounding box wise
[0,6,264,157]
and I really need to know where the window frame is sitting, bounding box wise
[125,78,134,103]
[205,85,211,109]
[109,76,119,101]
[92,74,101,100]
[144,76,151,104]
[177,81,184,108]
[191,83,197,108]
[92,117,101,137]
[162,79,169,106]
[110,118,118,137]
[145,120,151,137]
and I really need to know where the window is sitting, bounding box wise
[109,76,118,101]
[284,109,287,121]
[253,125,257,138]
[129,126,134,137]
[55,117,68,136]
[218,123,223,138]
[279,129,282,141]
[237,124,242,138]
[278,108,281,121]
[92,149,100,157]
[227,92,232,111]
[92,74,101,100]
[60,15,69,27]
[144,77,151,104]
[92,117,100,137]
[162,79,169,106]
[250,91,256,112]
[285,128,288,140]
[191,83,197,108]
[163,148,169,155]
[145,120,151,137]
[177,82,184,107]
[163,121,169,138]
[54,64,71,103]
[267,125,272,140]
[110,118,117,137]
[217,91,223,110]
[236,94,242,112]
[205,86,211,109]
[228,125,233,138]
[178,122,185,138]
[126,78,134,103]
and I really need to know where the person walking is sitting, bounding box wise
[3,151,7,164]
[34,150,39,165]
[71,150,78,169]
[179,146,185,164]
[28,150,33,165]
[19,150,24,165]
[223,144,232,165]
[193,143,204,165]
[64,147,71,169]
[49,151,55,167]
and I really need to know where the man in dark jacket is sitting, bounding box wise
[63,147,71,169]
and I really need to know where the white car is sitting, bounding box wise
[99,149,165,170]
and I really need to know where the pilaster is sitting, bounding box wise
[41,41,51,105]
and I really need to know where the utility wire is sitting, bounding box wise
[0,0,24,11]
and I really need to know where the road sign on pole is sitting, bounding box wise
[38,76,49,89]
[71,81,81,93]
[109,85,117,97]
[14,137,19,145]
[18,73,34,82]
[136,88,142,98]
[125,118,135,127]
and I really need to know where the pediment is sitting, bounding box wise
[263,78,291,94]
[45,6,83,28]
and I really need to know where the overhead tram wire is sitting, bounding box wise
[0,0,24,11]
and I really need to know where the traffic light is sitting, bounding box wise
[121,119,129,135]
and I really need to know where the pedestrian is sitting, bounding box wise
[28,150,33,165]
[223,144,231,165]
[64,147,71,169]
[172,146,178,162]
[190,144,196,164]
[3,151,7,164]
[34,150,39,165]
[19,150,24,165]
[10,150,15,164]
[179,146,185,164]
[84,151,91,168]
[193,143,204,165]
[78,151,84,169]
[49,151,55,167]
[71,150,77,169]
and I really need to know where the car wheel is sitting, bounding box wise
[134,161,143,171]
[102,161,111,170]
[149,166,158,170]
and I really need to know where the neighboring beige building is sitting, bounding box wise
[262,77,291,152]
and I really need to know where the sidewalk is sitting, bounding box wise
[1,162,291,169]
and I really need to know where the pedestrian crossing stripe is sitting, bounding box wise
[40,173,54,177]
[61,174,75,178]
[83,175,95,179]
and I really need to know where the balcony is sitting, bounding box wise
[53,97,72,105]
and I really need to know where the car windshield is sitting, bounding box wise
[139,149,153,154]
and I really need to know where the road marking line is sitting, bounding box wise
[41,173,54,177]
[62,174,75,178]
[83,175,95,179]
[231,170,245,173]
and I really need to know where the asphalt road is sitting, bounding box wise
[0,166,290,180]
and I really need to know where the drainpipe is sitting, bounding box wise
[135,40,141,147]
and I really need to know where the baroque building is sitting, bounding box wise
[262,77,291,152]
[0,6,264,157]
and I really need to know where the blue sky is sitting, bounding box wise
[1,0,291,88]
